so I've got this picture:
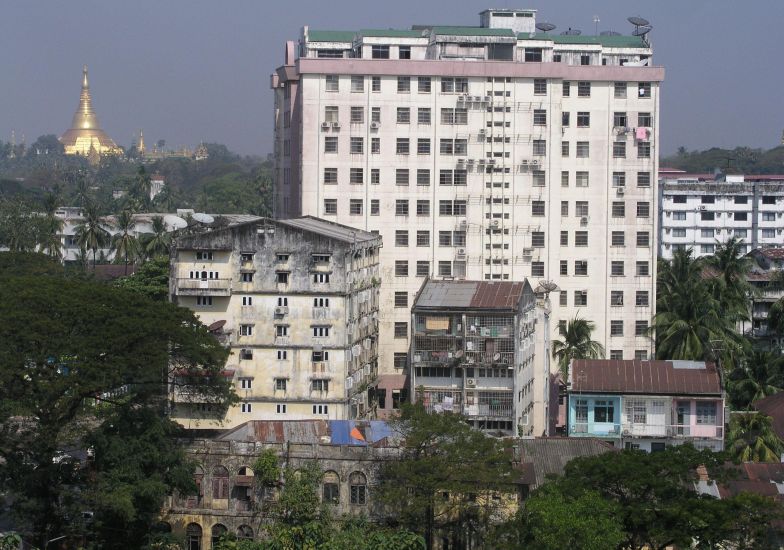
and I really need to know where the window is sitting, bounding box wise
[397,107,410,124]
[371,139,380,155]
[613,112,627,127]
[735,212,748,221]
[611,291,624,307]
[241,296,253,306]
[635,320,648,337]
[417,138,431,155]
[396,200,409,216]
[672,228,686,237]
[638,142,651,158]
[323,168,338,185]
[394,322,408,338]
[637,232,650,247]
[673,213,687,221]
[562,81,570,96]
[636,261,650,276]
[441,108,468,125]
[576,112,590,127]
[700,211,715,221]
[576,142,589,158]
[395,230,409,247]
[371,76,381,92]
[395,260,409,277]
[610,350,623,360]
[614,82,626,98]
[611,231,625,247]
[313,273,330,283]
[575,231,588,246]
[313,297,329,308]
[441,77,468,94]
[637,172,651,187]
[637,202,650,218]
[398,45,411,59]
[276,404,287,414]
[636,291,649,307]
[195,251,213,261]
[532,262,545,277]
[196,296,213,306]
[239,377,253,390]
[418,107,431,124]
[416,261,430,276]
[325,75,339,92]
[275,378,287,391]
[350,168,364,184]
[576,171,589,187]
[350,76,364,93]
[532,201,545,216]
[396,138,410,155]
[394,292,408,308]
[574,261,588,276]
[613,172,626,188]
[533,78,547,94]
[559,291,568,306]
[577,81,591,97]
[439,231,452,247]
[525,48,543,62]
[311,378,329,392]
[560,231,568,246]
[438,261,452,276]
[274,272,287,284]
[561,171,569,187]
[396,169,410,185]
[416,200,430,216]
[638,82,651,98]
[611,260,625,277]
[349,472,367,505]
[369,169,380,186]
[610,320,623,336]
[370,199,380,215]
[416,231,430,247]
[312,326,330,337]
[613,142,626,158]
[531,232,545,248]
[762,195,776,205]
[561,141,569,157]
[533,109,547,125]
[416,169,430,187]
[635,350,649,361]
[562,112,570,126]
[696,402,717,425]
[372,45,389,59]
[560,201,569,217]
[638,112,652,127]
[612,202,625,218]
[762,212,776,222]
[371,107,381,123]
[559,260,568,276]
[323,472,340,504]
[532,140,546,156]
[324,136,338,153]
[397,76,410,93]
[574,290,587,306]
[762,229,776,239]
[594,400,615,423]
[350,137,363,154]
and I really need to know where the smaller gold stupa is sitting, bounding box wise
[60,65,120,156]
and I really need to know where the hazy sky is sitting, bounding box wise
[2,1,783,156]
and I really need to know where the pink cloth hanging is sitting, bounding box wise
[635,127,649,141]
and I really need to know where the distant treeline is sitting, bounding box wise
[662,145,784,175]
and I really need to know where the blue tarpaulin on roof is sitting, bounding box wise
[328,420,393,445]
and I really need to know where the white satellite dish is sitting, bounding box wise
[191,213,215,224]
[163,214,188,230]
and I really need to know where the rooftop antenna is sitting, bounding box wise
[535,21,556,35]
[627,16,650,31]
[593,15,600,35]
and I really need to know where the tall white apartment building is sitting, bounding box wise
[271,9,664,395]
[658,173,784,259]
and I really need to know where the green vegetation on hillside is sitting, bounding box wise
[662,145,784,174]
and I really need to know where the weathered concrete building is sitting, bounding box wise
[168,216,384,429]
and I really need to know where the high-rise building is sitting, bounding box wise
[271,9,663,395]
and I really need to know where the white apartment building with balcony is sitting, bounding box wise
[658,174,784,260]
[271,9,663,395]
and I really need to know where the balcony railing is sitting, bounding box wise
[176,278,232,296]
[570,422,621,436]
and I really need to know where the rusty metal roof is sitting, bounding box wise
[413,279,529,311]
[570,359,722,396]
[218,420,329,443]
[718,462,784,502]
[279,216,379,244]
[753,393,784,440]
[517,437,617,489]
[759,248,784,260]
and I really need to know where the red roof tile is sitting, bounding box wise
[570,359,722,396]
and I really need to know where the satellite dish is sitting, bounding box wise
[163,214,188,230]
[535,22,556,32]
[600,30,621,36]
[208,320,226,332]
[632,25,653,36]
[561,28,582,36]
[628,16,650,27]
[191,212,215,224]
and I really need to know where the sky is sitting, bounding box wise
[2,0,783,157]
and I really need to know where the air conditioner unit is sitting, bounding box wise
[467,159,475,165]
[274,306,289,316]
[478,128,486,135]
[369,121,380,129]
[478,159,486,165]
[580,216,589,225]
[491,220,500,227]
[456,248,466,256]
[530,159,539,166]
[484,96,491,102]
[331,122,341,130]
[466,378,477,387]
[617,187,625,196]
[521,159,529,165]
[458,220,468,230]
[457,158,465,164]
[522,247,533,255]
[665,228,670,234]
[699,205,706,211]
[488,159,497,165]
[321,122,330,130]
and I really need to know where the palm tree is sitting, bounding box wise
[111,209,138,273]
[132,166,152,209]
[144,216,171,258]
[551,315,605,378]
[653,248,744,361]
[704,236,753,323]
[728,350,784,409]
[37,192,64,259]
[727,412,784,462]
[74,202,110,269]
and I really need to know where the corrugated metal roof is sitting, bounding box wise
[308,30,355,43]
[517,437,617,489]
[760,248,784,260]
[413,279,527,311]
[517,33,647,48]
[432,26,515,37]
[215,420,394,446]
[570,359,722,396]
[754,393,784,440]
[279,216,379,244]
[359,29,424,38]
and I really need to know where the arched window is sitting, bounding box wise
[349,471,367,505]
[211,524,227,549]
[212,465,229,500]
[237,525,254,541]
[186,465,204,508]
[186,523,202,550]
[232,466,254,511]
[322,470,340,504]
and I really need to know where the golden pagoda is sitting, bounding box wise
[60,65,120,156]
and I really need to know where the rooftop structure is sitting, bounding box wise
[60,66,120,157]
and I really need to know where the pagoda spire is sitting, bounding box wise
[60,65,119,155]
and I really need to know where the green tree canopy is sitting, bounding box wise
[551,315,605,378]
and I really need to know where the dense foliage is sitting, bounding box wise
[662,145,784,175]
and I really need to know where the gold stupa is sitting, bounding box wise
[60,65,120,156]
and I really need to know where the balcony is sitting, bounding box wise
[176,278,231,296]
[666,424,724,439]
[570,422,621,437]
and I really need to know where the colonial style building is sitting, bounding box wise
[566,359,725,452]
[409,279,545,436]
[271,8,662,400]
[168,216,383,428]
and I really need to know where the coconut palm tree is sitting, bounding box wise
[74,202,110,269]
[704,236,753,323]
[551,315,605,378]
[727,412,784,462]
[131,166,152,209]
[111,209,138,273]
[36,193,64,259]
[728,350,784,409]
[144,216,171,259]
